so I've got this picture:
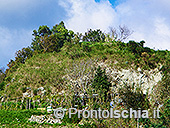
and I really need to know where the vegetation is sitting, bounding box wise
[92,66,112,102]
[0,21,169,127]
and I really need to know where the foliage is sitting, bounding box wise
[6,47,33,74]
[6,21,74,74]
[139,98,170,128]
[31,21,74,53]
[21,87,27,93]
[152,53,170,104]
[33,89,38,95]
[0,109,50,127]
[118,83,150,110]
[92,66,112,101]
[15,47,33,64]
[126,40,145,56]
[1,20,170,127]
[0,81,5,91]
[82,29,105,42]
[62,112,82,124]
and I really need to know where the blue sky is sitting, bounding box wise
[0,0,170,69]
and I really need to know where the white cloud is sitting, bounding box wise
[0,0,64,68]
[60,0,170,50]
[0,26,32,68]
[59,0,118,33]
[115,0,170,50]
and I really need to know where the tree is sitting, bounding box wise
[31,21,74,53]
[6,47,33,74]
[15,47,33,64]
[63,59,98,108]
[126,40,145,56]
[108,25,133,42]
[31,25,52,52]
[82,29,105,42]
[92,66,112,101]
[63,59,97,95]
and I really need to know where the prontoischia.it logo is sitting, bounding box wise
[53,107,161,119]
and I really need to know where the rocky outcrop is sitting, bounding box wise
[64,61,163,95]
[98,62,162,94]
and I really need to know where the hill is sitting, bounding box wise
[0,21,169,127]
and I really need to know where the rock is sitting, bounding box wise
[23,92,30,97]
[137,67,142,73]
[38,87,44,91]
[28,115,62,124]
[41,90,46,95]
[1,97,5,102]
[58,90,65,95]
[35,67,41,69]
[11,78,15,82]
[26,87,31,90]
[47,106,52,113]
[125,61,129,64]
[79,93,84,97]
[92,94,98,97]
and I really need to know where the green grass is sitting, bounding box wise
[0,109,44,127]
[0,109,73,127]
[2,41,170,98]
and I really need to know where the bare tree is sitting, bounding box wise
[63,58,98,95]
[108,25,133,42]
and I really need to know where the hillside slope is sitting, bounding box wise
[0,27,169,127]
[2,40,169,99]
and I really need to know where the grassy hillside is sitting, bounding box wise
[3,40,169,98]
[0,22,169,127]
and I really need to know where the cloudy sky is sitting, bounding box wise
[0,0,170,69]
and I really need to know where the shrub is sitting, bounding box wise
[62,112,82,124]
[82,29,105,42]
[118,83,150,110]
[33,89,38,95]
[92,66,112,102]
[21,87,27,93]
[82,42,92,52]
[0,81,5,91]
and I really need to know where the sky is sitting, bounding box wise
[0,0,170,69]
